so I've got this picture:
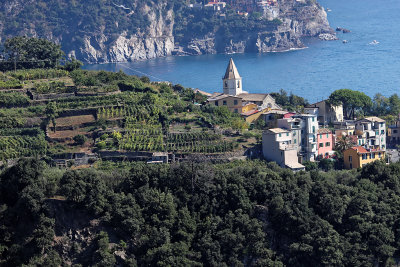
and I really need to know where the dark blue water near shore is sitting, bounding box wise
[84,0,400,102]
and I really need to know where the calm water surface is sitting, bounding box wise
[84,0,400,102]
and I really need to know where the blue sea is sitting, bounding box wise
[84,0,400,103]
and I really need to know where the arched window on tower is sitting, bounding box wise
[225,81,228,88]
[237,81,240,88]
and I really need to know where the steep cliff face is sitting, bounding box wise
[177,0,332,56]
[0,0,333,63]
[74,8,175,63]
[0,0,175,63]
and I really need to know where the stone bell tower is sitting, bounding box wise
[223,58,242,96]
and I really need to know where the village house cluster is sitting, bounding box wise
[189,0,280,19]
[208,59,389,171]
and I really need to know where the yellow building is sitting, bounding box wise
[207,94,244,113]
[343,146,385,169]
[241,103,258,113]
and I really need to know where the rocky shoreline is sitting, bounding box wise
[1,0,335,63]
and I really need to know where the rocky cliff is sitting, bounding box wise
[75,9,175,63]
[0,0,333,63]
[176,0,333,55]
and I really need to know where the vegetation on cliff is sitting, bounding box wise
[0,0,330,62]
[173,7,282,46]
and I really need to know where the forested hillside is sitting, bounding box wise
[2,37,400,267]
[0,0,332,62]
[1,158,400,266]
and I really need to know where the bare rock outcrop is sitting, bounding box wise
[0,0,335,63]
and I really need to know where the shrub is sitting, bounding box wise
[140,76,150,83]
[100,134,109,141]
[63,58,83,71]
[303,161,318,171]
[73,134,87,146]
[117,80,145,92]
[96,141,107,150]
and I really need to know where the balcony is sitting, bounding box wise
[279,144,297,151]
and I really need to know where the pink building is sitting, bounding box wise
[317,128,335,159]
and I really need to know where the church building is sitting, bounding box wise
[208,58,280,117]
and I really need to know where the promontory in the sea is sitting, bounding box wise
[0,0,334,63]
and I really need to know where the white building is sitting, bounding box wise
[354,117,386,150]
[256,0,279,20]
[262,128,305,171]
[277,113,319,162]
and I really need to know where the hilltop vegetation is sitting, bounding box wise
[1,158,400,266]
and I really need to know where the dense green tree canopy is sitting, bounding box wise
[328,89,373,119]
[2,159,400,266]
[0,37,64,71]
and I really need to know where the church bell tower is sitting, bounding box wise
[223,58,242,96]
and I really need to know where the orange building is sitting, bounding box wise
[343,146,385,169]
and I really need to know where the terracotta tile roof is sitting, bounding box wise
[350,146,384,154]
[351,146,368,153]
[283,112,296,118]
[317,128,332,134]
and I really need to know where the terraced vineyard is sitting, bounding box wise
[0,134,47,160]
[119,128,165,151]
[0,67,248,162]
